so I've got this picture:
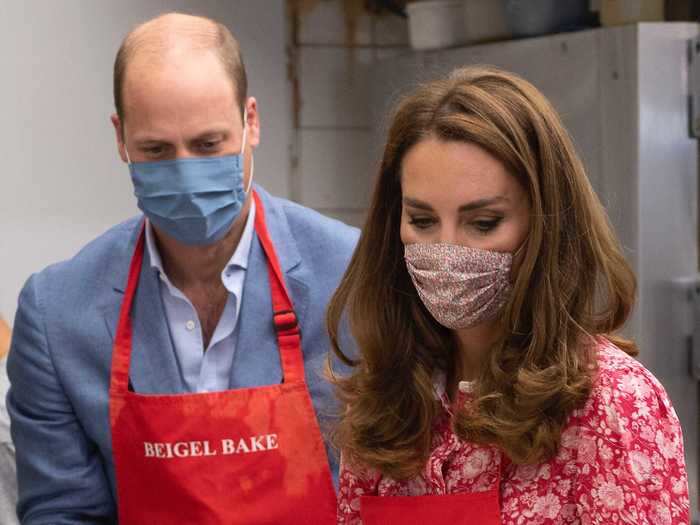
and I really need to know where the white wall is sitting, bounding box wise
[292,1,409,227]
[0,0,291,324]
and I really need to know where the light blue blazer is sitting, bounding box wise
[8,186,359,524]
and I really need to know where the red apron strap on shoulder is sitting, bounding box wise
[110,221,146,394]
[252,191,305,384]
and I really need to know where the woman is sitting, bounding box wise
[327,66,689,524]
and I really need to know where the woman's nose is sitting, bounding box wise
[436,225,461,245]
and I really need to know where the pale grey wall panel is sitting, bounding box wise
[298,129,373,209]
[299,47,374,128]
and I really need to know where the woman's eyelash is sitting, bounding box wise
[407,215,504,232]
[473,217,503,232]
[408,217,435,229]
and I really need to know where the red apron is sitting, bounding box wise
[109,191,337,524]
[359,448,504,524]
[360,490,501,525]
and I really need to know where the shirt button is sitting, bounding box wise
[185,320,196,331]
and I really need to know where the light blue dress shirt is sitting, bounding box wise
[145,201,256,393]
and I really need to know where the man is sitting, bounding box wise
[8,13,358,523]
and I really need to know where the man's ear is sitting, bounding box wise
[244,97,260,149]
[111,113,128,163]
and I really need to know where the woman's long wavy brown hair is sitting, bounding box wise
[326,66,637,479]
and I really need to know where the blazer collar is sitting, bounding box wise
[108,217,143,295]
[253,185,302,276]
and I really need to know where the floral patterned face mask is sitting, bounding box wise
[404,243,516,330]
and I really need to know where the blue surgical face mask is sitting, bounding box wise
[125,110,253,246]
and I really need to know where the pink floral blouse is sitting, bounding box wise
[337,340,690,524]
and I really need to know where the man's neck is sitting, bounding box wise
[153,196,252,290]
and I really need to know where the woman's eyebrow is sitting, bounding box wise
[458,196,509,212]
[403,196,509,212]
[402,197,434,210]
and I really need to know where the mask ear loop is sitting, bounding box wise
[246,156,255,193]
[241,107,255,194]
[122,124,133,165]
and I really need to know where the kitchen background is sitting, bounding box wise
[0,0,698,518]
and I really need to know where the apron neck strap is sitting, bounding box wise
[110,221,146,393]
[252,190,305,384]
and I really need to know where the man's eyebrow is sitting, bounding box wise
[190,129,229,141]
[133,136,169,145]
[133,129,230,145]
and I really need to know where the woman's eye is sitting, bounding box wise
[408,217,436,230]
[473,218,502,233]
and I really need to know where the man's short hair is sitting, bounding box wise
[113,13,248,121]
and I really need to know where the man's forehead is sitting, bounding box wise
[124,46,227,87]
[121,51,239,119]
[122,97,240,138]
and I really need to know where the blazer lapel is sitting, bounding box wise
[229,188,310,388]
[102,219,184,394]
[130,253,184,393]
[229,236,279,388]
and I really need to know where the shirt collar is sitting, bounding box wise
[433,371,476,413]
[145,199,256,280]
[230,198,255,271]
